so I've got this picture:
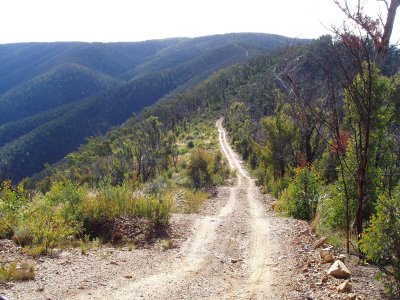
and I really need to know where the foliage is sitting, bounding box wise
[188,149,214,189]
[18,196,79,255]
[0,180,27,238]
[359,188,400,298]
[276,166,323,221]
[0,261,35,283]
[187,148,229,190]
[179,190,209,213]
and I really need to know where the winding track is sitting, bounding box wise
[73,118,277,299]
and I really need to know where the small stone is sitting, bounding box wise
[302,268,308,273]
[337,280,352,293]
[231,258,242,263]
[37,285,45,292]
[324,254,335,263]
[124,275,133,279]
[328,260,351,279]
[321,273,329,283]
[110,261,119,266]
[347,293,357,300]
[320,248,331,259]
[314,237,327,249]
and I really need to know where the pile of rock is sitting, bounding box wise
[314,237,358,300]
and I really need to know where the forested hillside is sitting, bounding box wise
[0,33,302,181]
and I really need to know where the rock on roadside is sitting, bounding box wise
[328,260,351,279]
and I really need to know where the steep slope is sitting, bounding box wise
[0,40,181,94]
[0,104,72,147]
[0,63,120,125]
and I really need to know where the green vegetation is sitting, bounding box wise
[0,261,35,283]
[359,186,400,296]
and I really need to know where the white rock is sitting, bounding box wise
[328,260,351,279]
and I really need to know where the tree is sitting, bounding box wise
[261,91,296,179]
[332,0,400,241]
[359,186,400,297]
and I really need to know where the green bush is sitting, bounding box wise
[316,184,349,231]
[187,149,230,190]
[359,189,400,298]
[276,166,323,220]
[17,196,79,254]
[0,261,35,282]
[79,183,173,235]
[188,149,214,189]
[0,181,27,238]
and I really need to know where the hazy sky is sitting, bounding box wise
[0,0,399,44]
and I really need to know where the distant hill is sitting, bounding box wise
[0,33,306,181]
[0,63,120,125]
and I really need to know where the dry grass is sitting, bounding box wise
[0,261,35,282]
[182,190,209,213]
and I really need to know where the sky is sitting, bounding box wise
[0,0,399,44]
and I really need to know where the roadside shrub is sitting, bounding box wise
[359,189,400,298]
[0,181,27,238]
[135,195,172,226]
[17,196,79,254]
[12,225,33,247]
[316,184,348,231]
[43,180,86,224]
[187,149,230,189]
[188,149,214,189]
[276,166,323,220]
[0,261,35,282]
[79,183,173,238]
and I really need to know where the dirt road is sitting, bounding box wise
[71,118,280,299]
